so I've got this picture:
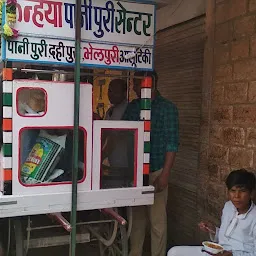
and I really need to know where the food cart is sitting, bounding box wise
[0,0,156,255]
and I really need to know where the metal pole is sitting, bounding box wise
[70,0,82,254]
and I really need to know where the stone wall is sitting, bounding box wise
[198,0,256,237]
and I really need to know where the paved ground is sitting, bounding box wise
[27,240,151,256]
[28,244,151,256]
[28,244,100,256]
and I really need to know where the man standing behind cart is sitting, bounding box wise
[123,71,179,256]
[101,79,130,188]
[105,79,128,121]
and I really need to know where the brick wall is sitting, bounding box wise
[198,0,256,235]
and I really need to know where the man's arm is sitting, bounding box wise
[154,103,179,192]
[162,152,176,178]
[154,152,176,192]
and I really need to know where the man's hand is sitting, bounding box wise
[154,152,176,193]
[203,250,232,256]
[198,221,215,234]
[153,171,169,193]
[216,251,232,256]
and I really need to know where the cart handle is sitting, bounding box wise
[101,208,127,226]
[47,213,72,232]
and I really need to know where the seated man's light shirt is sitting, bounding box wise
[168,201,256,256]
[215,201,256,256]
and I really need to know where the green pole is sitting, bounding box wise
[70,0,81,255]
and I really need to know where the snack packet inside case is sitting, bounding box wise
[21,130,67,184]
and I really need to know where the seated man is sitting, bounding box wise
[168,169,256,256]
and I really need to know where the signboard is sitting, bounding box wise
[2,0,155,70]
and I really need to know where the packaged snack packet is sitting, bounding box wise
[19,89,45,164]
[21,130,67,184]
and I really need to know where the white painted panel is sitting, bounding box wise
[12,80,92,195]
[3,132,12,143]
[3,81,12,93]
[92,120,144,190]
[3,157,12,169]
[144,131,150,142]
[141,88,152,99]
[0,186,154,218]
[140,110,151,120]
[3,107,12,118]
[144,153,150,164]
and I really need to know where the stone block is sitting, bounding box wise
[219,165,232,182]
[215,64,233,82]
[215,22,233,43]
[250,36,256,57]
[224,82,248,103]
[253,152,256,169]
[208,163,220,180]
[247,128,256,147]
[233,16,256,38]
[249,0,256,12]
[229,147,254,168]
[212,83,224,104]
[222,127,245,145]
[211,126,245,145]
[233,105,256,124]
[231,39,249,60]
[216,0,247,24]
[248,81,256,102]
[234,59,256,81]
[209,144,229,164]
[214,43,230,65]
[207,182,225,201]
[212,106,233,124]
[210,125,222,144]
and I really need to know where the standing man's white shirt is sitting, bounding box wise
[105,100,128,121]
[168,201,256,256]
[105,100,128,168]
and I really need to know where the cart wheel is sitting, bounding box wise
[13,219,25,256]
[126,207,132,239]
[99,223,128,256]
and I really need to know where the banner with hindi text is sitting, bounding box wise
[2,0,155,70]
